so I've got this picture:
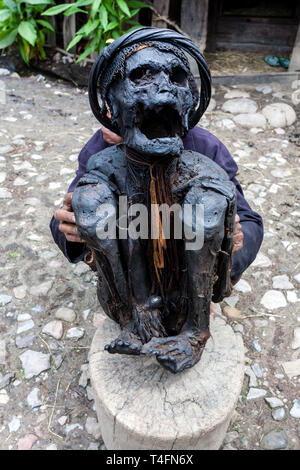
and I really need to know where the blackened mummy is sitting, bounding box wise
[72,28,236,373]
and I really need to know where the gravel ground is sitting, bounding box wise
[0,71,299,450]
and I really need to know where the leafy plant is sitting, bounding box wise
[0,0,56,64]
[43,0,148,62]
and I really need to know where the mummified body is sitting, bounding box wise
[72,29,237,373]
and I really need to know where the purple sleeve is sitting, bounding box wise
[185,127,264,281]
[49,129,108,263]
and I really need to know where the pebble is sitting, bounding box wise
[17,319,35,335]
[269,184,279,194]
[245,366,258,387]
[0,68,10,76]
[15,332,35,349]
[0,294,12,306]
[66,327,85,340]
[287,291,300,303]
[224,295,239,307]
[294,273,300,284]
[58,415,68,426]
[85,416,102,440]
[8,416,21,432]
[46,444,57,450]
[274,373,284,380]
[215,118,236,130]
[27,388,42,409]
[0,188,12,198]
[252,340,262,353]
[234,113,266,129]
[0,389,9,404]
[42,320,63,340]
[260,290,287,310]
[19,350,51,379]
[250,127,264,134]
[265,397,284,408]
[17,434,38,450]
[271,169,292,178]
[224,89,250,99]
[13,285,27,299]
[0,373,14,389]
[222,98,258,114]
[251,253,272,268]
[252,363,263,378]
[246,387,267,400]
[281,359,300,378]
[14,177,28,186]
[86,386,94,401]
[233,324,244,334]
[53,353,63,369]
[79,364,89,388]
[49,182,61,190]
[55,307,76,323]
[0,340,6,364]
[17,314,31,322]
[234,279,251,293]
[206,98,216,112]
[73,263,90,276]
[291,327,300,350]
[0,145,13,155]
[272,408,285,421]
[224,431,239,444]
[9,416,21,432]
[262,103,296,128]
[40,250,58,260]
[0,171,6,183]
[254,319,268,328]
[272,275,294,290]
[261,430,287,450]
[290,400,300,419]
[83,308,91,320]
[87,442,99,450]
[29,280,53,297]
[223,306,243,320]
[65,423,83,434]
[256,85,272,94]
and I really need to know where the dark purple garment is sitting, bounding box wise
[50,126,263,281]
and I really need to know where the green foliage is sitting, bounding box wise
[43,0,149,62]
[0,0,55,64]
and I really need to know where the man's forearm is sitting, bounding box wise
[231,219,263,282]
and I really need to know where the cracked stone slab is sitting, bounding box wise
[19,350,51,379]
[89,316,244,450]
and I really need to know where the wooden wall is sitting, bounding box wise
[205,0,300,55]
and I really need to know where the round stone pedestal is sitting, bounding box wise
[89,316,244,450]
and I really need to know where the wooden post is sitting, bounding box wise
[152,0,170,29]
[180,0,209,52]
[63,1,76,53]
[289,22,300,72]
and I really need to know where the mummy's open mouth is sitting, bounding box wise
[136,106,184,140]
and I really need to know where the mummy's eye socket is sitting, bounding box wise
[170,66,187,86]
[130,66,152,84]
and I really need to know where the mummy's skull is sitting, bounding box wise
[107,47,196,157]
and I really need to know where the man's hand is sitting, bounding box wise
[54,192,84,243]
[102,126,123,145]
[233,214,243,253]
